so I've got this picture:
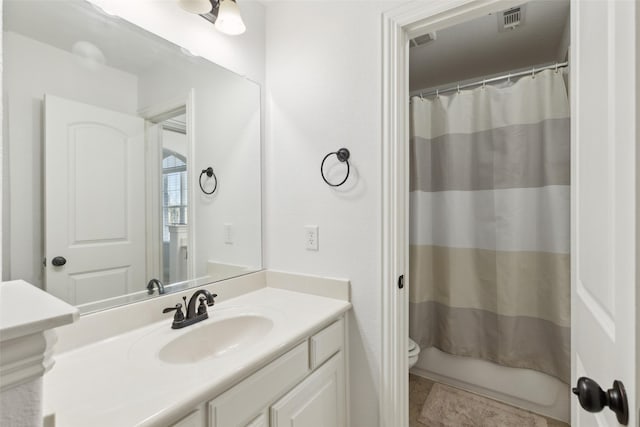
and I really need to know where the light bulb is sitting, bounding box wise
[179,0,212,14]
[215,0,246,35]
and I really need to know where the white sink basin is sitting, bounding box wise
[158,315,273,364]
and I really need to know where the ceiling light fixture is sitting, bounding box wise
[178,0,213,14]
[181,0,246,36]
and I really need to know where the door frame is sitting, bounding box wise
[138,90,196,283]
[380,1,543,425]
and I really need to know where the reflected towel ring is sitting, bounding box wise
[321,148,350,187]
[199,167,218,195]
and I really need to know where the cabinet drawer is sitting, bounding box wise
[208,341,309,427]
[309,318,343,370]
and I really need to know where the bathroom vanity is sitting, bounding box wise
[43,272,350,427]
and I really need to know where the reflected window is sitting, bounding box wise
[162,150,188,242]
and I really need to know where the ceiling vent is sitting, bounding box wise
[410,32,437,48]
[498,5,525,32]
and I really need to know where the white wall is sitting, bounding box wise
[3,31,138,286]
[265,2,401,425]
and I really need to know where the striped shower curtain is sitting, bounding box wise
[409,69,570,383]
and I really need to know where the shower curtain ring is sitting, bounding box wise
[555,62,559,73]
[482,80,486,89]
[457,84,460,94]
[507,72,511,82]
[435,89,439,98]
[531,67,536,79]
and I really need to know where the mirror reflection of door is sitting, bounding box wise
[44,95,146,305]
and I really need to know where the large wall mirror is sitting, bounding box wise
[3,0,262,313]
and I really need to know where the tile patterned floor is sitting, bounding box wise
[409,374,570,427]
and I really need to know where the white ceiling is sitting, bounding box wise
[4,0,191,78]
[409,0,570,92]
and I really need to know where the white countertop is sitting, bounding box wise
[0,280,78,342]
[43,287,350,427]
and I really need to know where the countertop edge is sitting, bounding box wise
[1,280,79,342]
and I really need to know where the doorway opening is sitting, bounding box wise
[407,2,570,424]
[383,1,638,426]
[145,106,192,287]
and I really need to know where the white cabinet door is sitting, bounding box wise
[571,0,637,425]
[171,410,202,427]
[245,412,268,427]
[271,352,345,427]
[44,95,146,305]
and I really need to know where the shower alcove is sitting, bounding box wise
[407,1,571,423]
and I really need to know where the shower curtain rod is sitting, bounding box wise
[412,61,569,99]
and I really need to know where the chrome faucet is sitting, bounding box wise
[147,278,165,295]
[162,289,217,329]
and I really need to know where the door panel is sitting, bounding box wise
[70,267,130,305]
[71,125,129,243]
[572,0,636,425]
[45,95,145,306]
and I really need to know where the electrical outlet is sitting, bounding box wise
[224,223,233,244]
[305,225,319,251]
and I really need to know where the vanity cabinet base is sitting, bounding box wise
[196,316,346,427]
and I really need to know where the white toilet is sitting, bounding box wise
[408,338,420,369]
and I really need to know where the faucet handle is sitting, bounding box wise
[197,297,208,315]
[162,303,185,323]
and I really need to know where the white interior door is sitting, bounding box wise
[571,0,637,425]
[44,95,146,306]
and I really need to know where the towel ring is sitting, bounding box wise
[321,148,350,187]
[199,167,218,195]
